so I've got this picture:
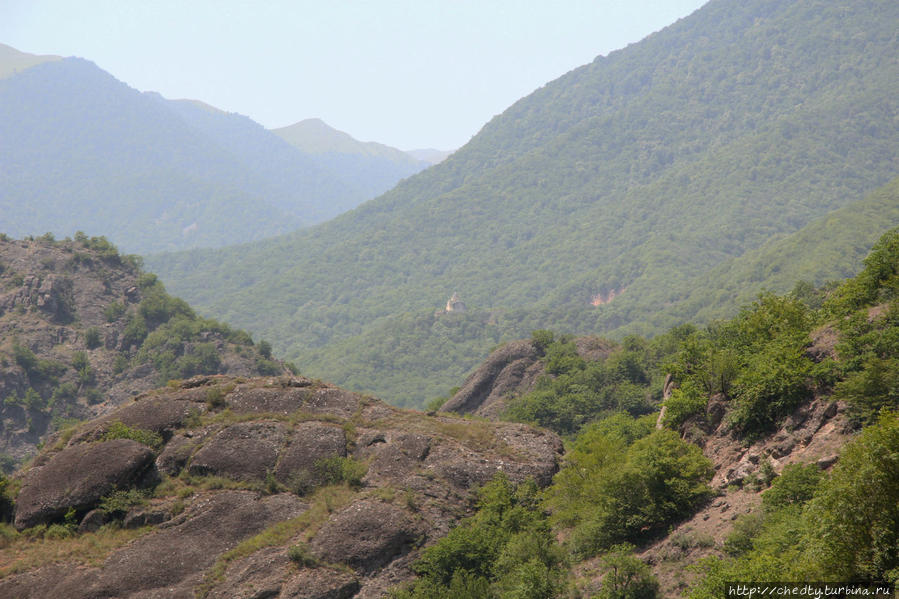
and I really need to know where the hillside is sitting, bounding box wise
[3,231,899,598]
[148,0,899,407]
[0,374,562,598]
[0,234,288,464]
[0,53,425,254]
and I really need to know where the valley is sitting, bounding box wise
[1,0,899,596]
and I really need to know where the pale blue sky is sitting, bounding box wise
[2,1,707,150]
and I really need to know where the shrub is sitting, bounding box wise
[662,380,707,428]
[723,513,765,557]
[102,421,163,450]
[104,301,126,322]
[287,542,318,567]
[99,489,148,518]
[313,456,367,489]
[596,544,660,599]
[553,428,713,558]
[84,327,102,349]
[402,474,564,599]
[761,463,822,511]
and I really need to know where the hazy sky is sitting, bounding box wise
[2,1,707,150]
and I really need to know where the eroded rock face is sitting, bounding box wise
[440,336,616,420]
[189,421,289,481]
[14,438,154,530]
[310,499,421,573]
[440,340,540,417]
[2,376,564,598]
[275,422,347,485]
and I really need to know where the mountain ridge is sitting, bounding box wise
[0,51,430,253]
[147,0,899,406]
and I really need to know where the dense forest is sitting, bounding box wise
[148,0,899,406]
[382,227,899,596]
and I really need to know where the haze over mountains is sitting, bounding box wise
[0,43,438,254]
[148,0,899,406]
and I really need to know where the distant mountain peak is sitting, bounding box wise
[272,118,432,165]
[0,43,62,79]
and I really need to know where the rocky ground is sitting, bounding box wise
[0,374,563,598]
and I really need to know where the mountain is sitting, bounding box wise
[273,118,420,162]
[407,148,453,164]
[272,118,432,205]
[147,0,899,407]
[0,43,60,79]
[0,234,289,464]
[0,52,424,254]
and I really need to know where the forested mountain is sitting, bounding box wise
[147,0,899,406]
[0,51,425,254]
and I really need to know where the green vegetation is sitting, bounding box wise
[101,421,164,451]
[148,1,899,407]
[504,330,685,436]
[688,412,899,594]
[661,228,899,436]
[595,545,660,599]
[548,424,712,558]
[394,474,566,599]
[0,234,287,462]
[0,57,427,254]
[284,456,368,496]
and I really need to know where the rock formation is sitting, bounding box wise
[0,375,563,598]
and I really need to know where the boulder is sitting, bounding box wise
[189,421,287,481]
[359,432,431,485]
[14,439,154,530]
[441,340,539,415]
[310,499,420,573]
[43,491,308,599]
[274,422,347,485]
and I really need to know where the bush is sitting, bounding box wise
[662,380,707,428]
[99,489,148,518]
[313,456,367,489]
[596,545,660,599]
[554,429,713,558]
[723,513,765,557]
[84,327,102,349]
[804,412,899,581]
[104,301,126,322]
[287,542,318,567]
[761,463,822,511]
[102,421,164,450]
[402,474,564,599]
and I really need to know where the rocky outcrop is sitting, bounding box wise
[441,336,615,419]
[2,375,564,598]
[440,340,541,418]
[189,421,289,481]
[310,499,421,572]
[0,236,290,463]
[14,438,155,529]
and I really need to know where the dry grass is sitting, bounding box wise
[373,411,519,457]
[0,524,151,578]
[196,483,357,598]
